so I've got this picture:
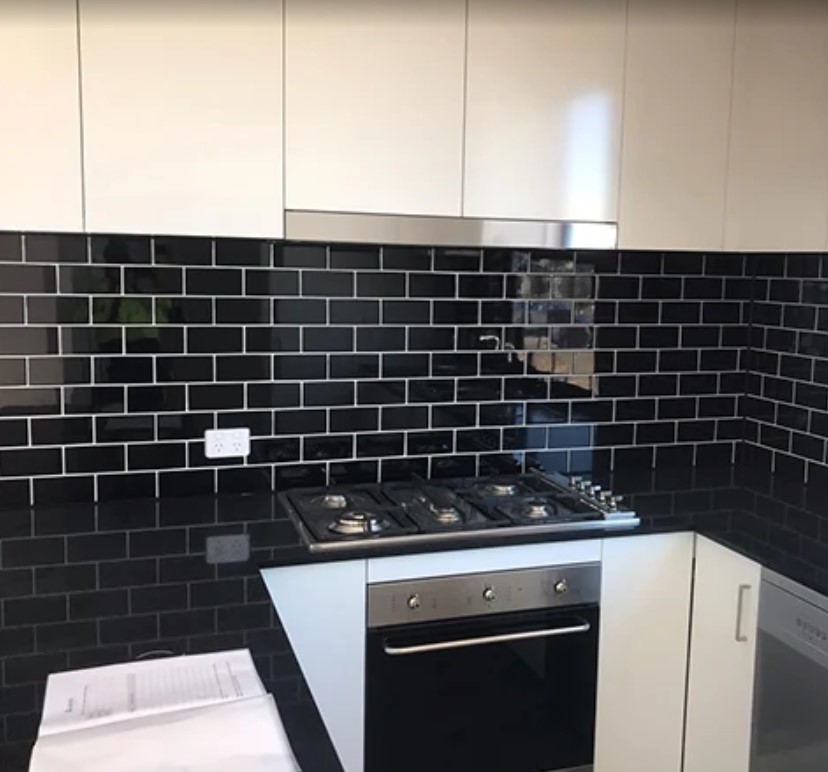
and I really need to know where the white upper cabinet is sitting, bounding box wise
[464,0,626,223]
[725,0,828,252]
[79,0,284,238]
[0,0,83,232]
[285,0,466,217]
[619,0,736,251]
[684,536,761,772]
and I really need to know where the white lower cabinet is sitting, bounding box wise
[684,536,761,772]
[594,533,695,772]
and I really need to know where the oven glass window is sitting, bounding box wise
[366,606,599,772]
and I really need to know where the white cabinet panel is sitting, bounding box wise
[80,0,283,238]
[684,536,761,772]
[594,533,694,772]
[285,0,465,217]
[619,0,735,251]
[725,0,828,252]
[261,561,366,772]
[464,0,626,223]
[0,0,83,232]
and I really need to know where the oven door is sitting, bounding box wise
[365,605,599,772]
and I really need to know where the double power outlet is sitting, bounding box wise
[203,428,251,459]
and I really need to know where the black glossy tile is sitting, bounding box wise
[433,353,478,377]
[358,380,406,405]
[273,298,326,325]
[94,356,153,385]
[456,378,502,402]
[0,479,31,511]
[0,387,60,415]
[160,412,215,440]
[126,385,185,414]
[0,359,25,385]
[153,236,211,266]
[124,266,180,294]
[409,327,454,351]
[302,271,354,297]
[216,298,270,324]
[480,403,524,426]
[409,273,455,298]
[25,233,87,263]
[188,327,244,354]
[274,409,326,436]
[381,406,429,431]
[128,442,185,471]
[483,249,530,273]
[304,326,354,352]
[95,415,154,443]
[246,269,300,296]
[330,300,379,324]
[356,433,404,458]
[0,232,23,262]
[246,327,300,353]
[216,355,272,382]
[216,238,270,266]
[66,445,125,473]
[383,354,429,378]
[0,264,56,293]
[408,431,453,456]
[276,243,326,268]
[31,417,92,446]
[157,356,214,383]
[463,428,508,452]
[459,274,502,299]
[382,300,430,324]
[186,268,242,295]
[408,372,456,402]
[506,275,551,300]
[304,435,354,461]
[250,438,301,464]
[189,384,245,411]
[434,248,480,272]
[0,448,62,477]
[436,300,480,324]
[273,355,326,381]
[330,407,378,433]
[304,381,355,407]
[330,354,379,379]
[0,419,28,448]
[331,246,379,270]
[248,383,301,409]
[358,327,406,352]
[90,235,149,265]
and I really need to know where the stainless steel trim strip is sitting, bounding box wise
[383,621,591,656]
[305,515,639,554]
[285,210,618,250]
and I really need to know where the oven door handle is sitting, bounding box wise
[383,619,592,656]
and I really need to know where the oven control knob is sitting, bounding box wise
[407,594,421,610]
[554,579,569,596]
[482,587,496,603]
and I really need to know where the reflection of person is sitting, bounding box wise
[95,238,171,411]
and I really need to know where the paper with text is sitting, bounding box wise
[38,649,265,737]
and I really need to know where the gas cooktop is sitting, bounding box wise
[279,471,639,553]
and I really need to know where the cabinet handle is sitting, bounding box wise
[735,584,751,643]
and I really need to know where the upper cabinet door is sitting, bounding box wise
[619,0,736,251]
[80,0,284,238]
[285,0,466,217]
[725,0,828,252]
[464,0,626,223]
[0,0,83,232]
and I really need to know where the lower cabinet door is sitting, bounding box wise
[684,536,761,772]
[594,533,694,772]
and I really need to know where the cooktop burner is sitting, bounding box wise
[280,472,639,550]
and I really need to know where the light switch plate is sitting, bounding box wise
[204,428,251,459]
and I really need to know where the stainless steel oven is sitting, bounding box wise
[365,564,601,772]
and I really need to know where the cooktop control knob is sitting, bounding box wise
[568,475,582,489]
[407,594,421,610]
[577,478,590,493]
[554,579,569,596]
[482,587,496,603]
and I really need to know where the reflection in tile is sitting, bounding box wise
[165,298,213,325]
[329,460,378,485]
[0,327,58,356]
[506,275,549,300]
[0,387,60,416]
[408,431,453,456]
[304,435,354,461]
[251,438,301,464]
[483,249,529,273]
[529,301,572,324]
[381,457,429,482]
[91,235,150,264]
[434,248,480,272]
[409,380,454,404]
[93,297,152,325]
[481,301,524,325]
[530,251,575,274]
[125,266,182,295]
[26,233,88,263]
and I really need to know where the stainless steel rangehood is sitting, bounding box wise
[284,210,617,250]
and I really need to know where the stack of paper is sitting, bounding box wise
[29,649,300,772]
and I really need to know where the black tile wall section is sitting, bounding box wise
[742,253,828,484]
[0,231,761,767]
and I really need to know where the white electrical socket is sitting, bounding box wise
[204,428,251,459]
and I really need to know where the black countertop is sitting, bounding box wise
[2,462,827,772]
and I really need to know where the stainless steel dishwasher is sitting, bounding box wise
[751,569,828,771]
